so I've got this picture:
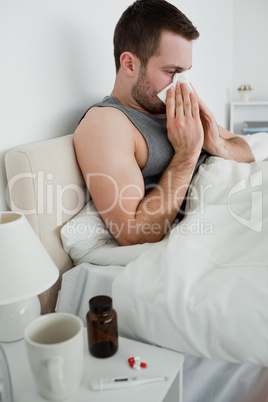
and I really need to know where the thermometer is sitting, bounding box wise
[90,375,168,391]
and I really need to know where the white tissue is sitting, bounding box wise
[157,72,193,104]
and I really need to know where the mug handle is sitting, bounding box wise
[46,356,65,395]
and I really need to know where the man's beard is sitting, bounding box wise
[131,67,166,115]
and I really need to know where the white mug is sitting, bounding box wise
[24,313,84,400]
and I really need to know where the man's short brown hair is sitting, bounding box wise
[113,0,199,73]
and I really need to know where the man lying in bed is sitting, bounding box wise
[74,0,254,246]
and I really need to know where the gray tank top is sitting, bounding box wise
[80,96,209,219]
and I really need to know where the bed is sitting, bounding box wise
[5,132,268,401]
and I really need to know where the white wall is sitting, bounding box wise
[0,0,131,210]
[177,0,234,127]
[0,0,264,211]
[233,0,268,101]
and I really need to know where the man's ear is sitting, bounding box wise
[120,52,139,76]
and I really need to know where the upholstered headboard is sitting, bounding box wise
[5,134,88,313]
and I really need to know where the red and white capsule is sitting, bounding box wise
[128,356,147,369]
[128,356,140,366]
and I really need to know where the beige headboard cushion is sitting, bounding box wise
[5,134,88,313]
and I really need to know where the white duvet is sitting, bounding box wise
[112,156,268,367]
[61,132,268,366]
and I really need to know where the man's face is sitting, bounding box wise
[131,31,193,115]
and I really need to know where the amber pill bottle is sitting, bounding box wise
[86,295,118,358]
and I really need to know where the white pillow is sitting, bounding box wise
[61,200,159,266]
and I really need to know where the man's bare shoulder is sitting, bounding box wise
[73,106,137,164]
[74,106,133,138]
[74,105,148,172]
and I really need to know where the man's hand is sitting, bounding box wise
[193,86,254,163]
[166,82,204,161]
[197,95,222,155]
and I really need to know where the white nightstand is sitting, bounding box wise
[1,330,184,402]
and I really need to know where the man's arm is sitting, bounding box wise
[198,96,255,162]
[74,84,203,246]
[217,125,254,162]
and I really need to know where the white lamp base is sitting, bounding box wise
[0,297,41,342]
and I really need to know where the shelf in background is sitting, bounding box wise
[230,101,268,134]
